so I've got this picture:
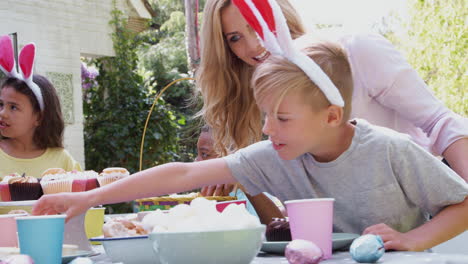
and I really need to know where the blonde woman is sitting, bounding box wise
[196,0,305,157]
[195,0,468,181]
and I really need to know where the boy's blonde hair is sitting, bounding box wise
[252,41,353,122]
[195,0,306,155]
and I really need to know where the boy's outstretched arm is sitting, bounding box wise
[364,197,468,251]
[32,159,236,221]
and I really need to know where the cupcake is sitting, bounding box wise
[40,171,73,194]
[9,175,43,201]
[41,168,66,177]
[69,170,99,192]
[97,167,129,186]
[265,217,292,242]
[0,173,21,202]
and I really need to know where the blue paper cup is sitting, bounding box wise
[16,215,66,264]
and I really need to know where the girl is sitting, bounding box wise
[195,0,468,181]
[197,125,285,223]
[0,75,82,177]
[0,35,81,177]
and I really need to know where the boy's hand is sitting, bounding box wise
[363,223,419,251]
[32,192,92,222]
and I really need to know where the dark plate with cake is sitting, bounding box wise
[261,233,359,254]
[262,218,358,254]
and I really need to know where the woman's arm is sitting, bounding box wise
[347,34,468,161]
[33,159,236,220]
[443,138,468,182]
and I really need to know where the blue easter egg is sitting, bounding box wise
[349,234,385,263]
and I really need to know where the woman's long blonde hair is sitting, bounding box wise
[195,0,306,155]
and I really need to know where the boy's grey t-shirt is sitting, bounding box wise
[223,119,468,234]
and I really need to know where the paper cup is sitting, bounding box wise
[16,215,66,264]
[285,198,335,259]
[0,213,27,247]
[85,207,106,244]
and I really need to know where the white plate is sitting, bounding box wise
[0,247,94,263]
[0,200,37,206]
[62,251,95,264]
[261,233,359,254]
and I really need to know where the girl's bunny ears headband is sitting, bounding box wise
[232,0,344,107]
[0,35,44,111]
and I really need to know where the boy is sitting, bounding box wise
[33,41,468,251]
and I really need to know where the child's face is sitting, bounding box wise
[260,92,329,160]
[196,131,218,161]
[0,86,40,140]
[221,4,270,66]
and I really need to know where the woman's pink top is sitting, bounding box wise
[340,33,467,156]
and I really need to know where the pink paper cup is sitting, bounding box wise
[0,213,28,247]
[285,198,335,259]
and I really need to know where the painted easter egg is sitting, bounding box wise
[285,239,323,264]
[350,234,385,263]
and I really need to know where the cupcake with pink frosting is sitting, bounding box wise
[69,170,99,191]
[0,173,21,201]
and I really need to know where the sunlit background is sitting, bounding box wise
[290,0,408,32]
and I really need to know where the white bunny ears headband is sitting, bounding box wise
[232,0,344,107]
[0,35,44,110]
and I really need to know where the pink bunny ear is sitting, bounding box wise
[18,42,44,111]
[19,43,36,81]
[233,0,276,40]
[0,35,17,75]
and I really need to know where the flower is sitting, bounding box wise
[81,62,99,91]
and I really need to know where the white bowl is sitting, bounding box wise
[90,235,158,264]
[148,225,265,264]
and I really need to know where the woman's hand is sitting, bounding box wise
[200,184,235,196]
[363,223,420,251]
[32,192,93,222]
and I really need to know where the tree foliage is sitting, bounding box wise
[388,0,467,116]
[83,6,191,175]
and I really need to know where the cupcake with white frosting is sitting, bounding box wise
[40,171,74,194]
[97,167,130,186]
